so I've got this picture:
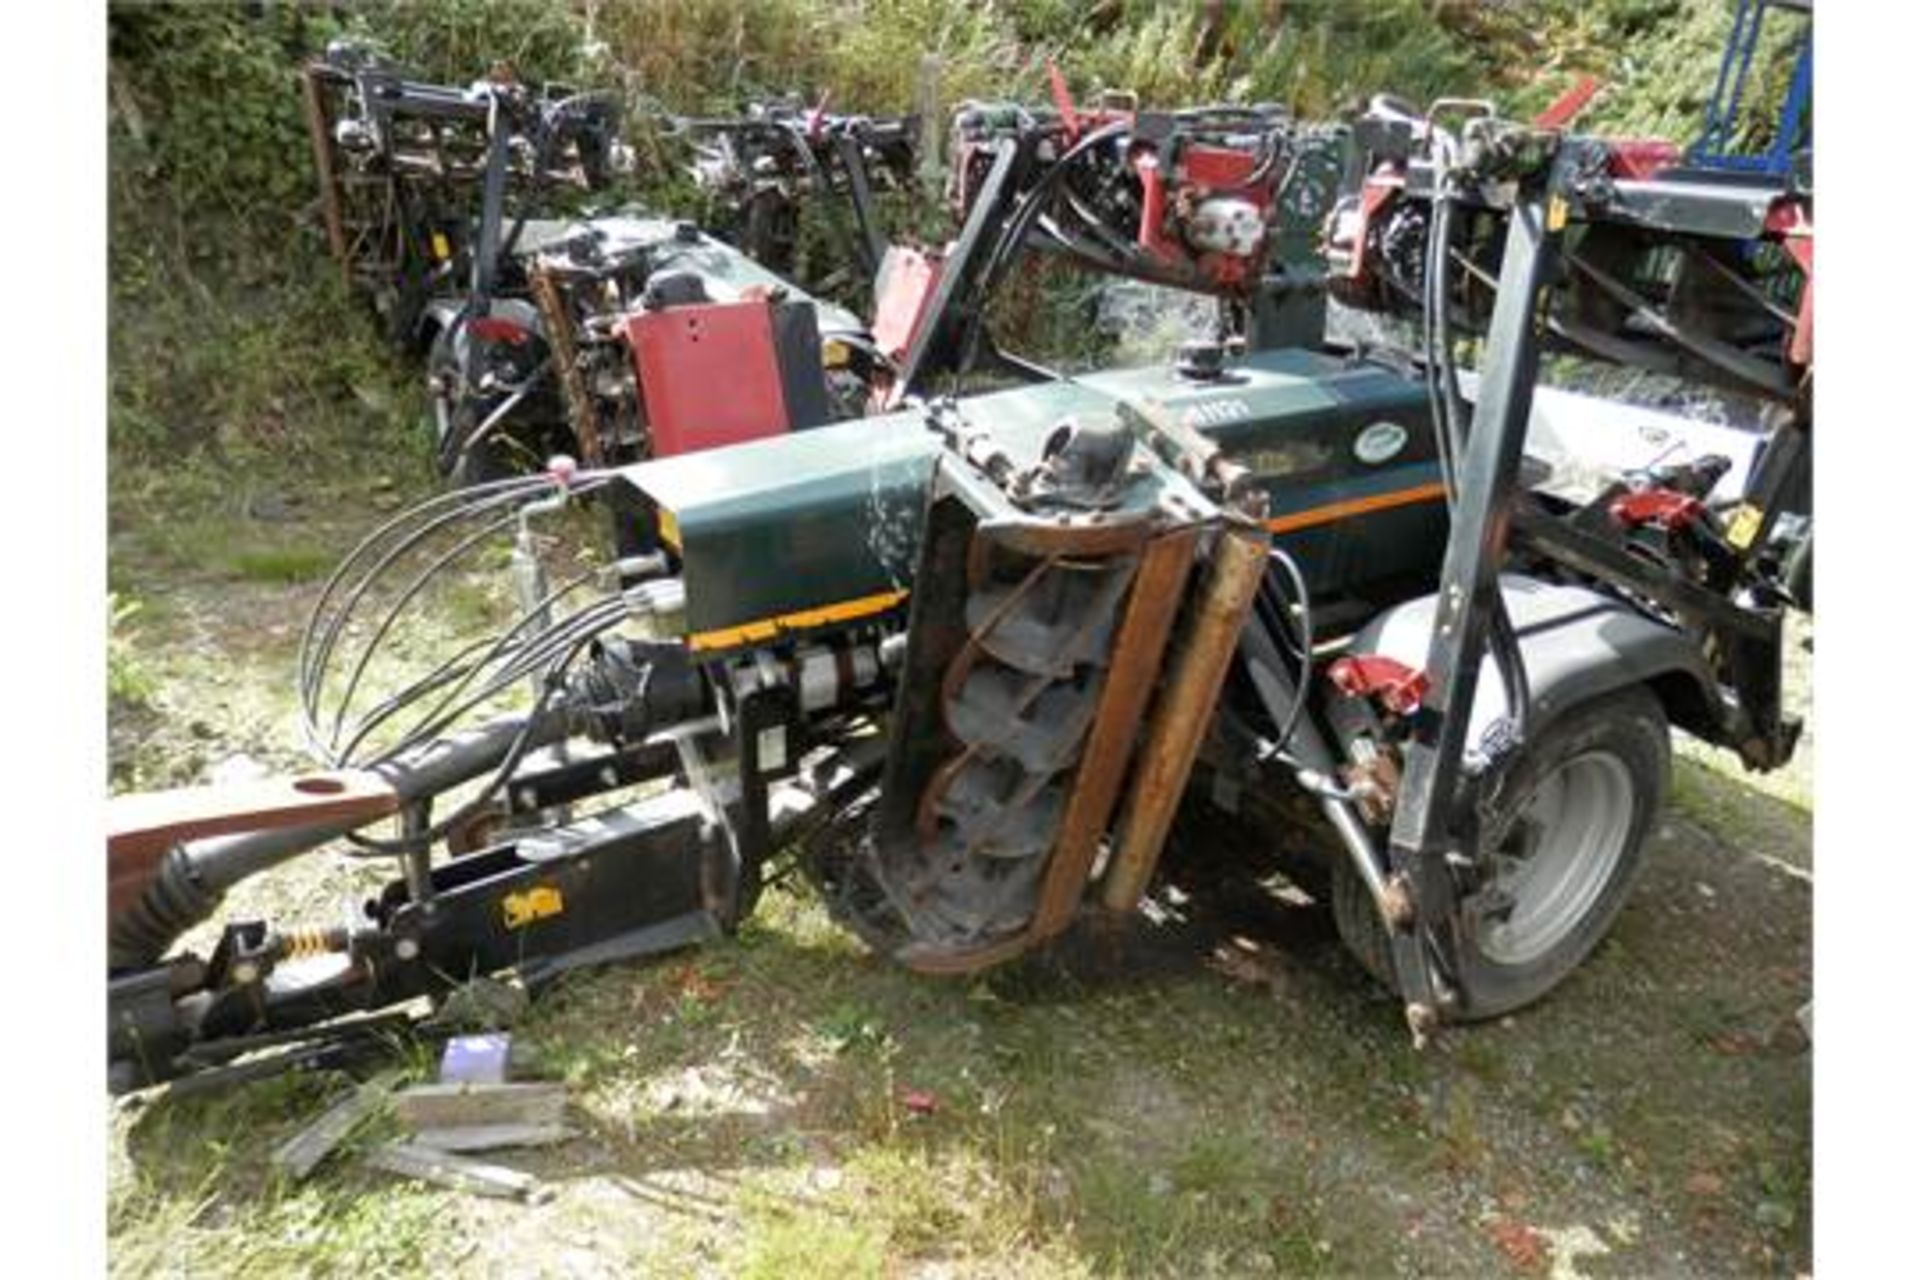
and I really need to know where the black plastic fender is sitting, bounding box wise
[1349,574,1719,762]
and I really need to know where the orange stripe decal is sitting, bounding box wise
[688,588,910,653]
[1265,482,1447,535]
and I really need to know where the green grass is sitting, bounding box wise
[108,593,157,708]
[226,547,338,585]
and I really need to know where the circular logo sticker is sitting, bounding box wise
[1354,420,1409,465]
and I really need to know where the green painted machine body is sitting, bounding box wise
[617,348,1447,648]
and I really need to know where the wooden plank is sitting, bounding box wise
[365,1142,547,1202]
[411,1124,574,1153]
[391,1082,568,1131]
[1101,526,1271,911]
[1025,527,1202,942]
[108,769,399,918]
[270,1072,399,1182]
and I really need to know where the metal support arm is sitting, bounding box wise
[1383,189,1564,1028]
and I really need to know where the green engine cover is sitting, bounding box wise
[617,348,1444,652]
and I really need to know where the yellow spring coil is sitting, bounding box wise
[280,927,339,960]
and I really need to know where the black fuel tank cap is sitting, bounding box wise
[1175,339,1225,381]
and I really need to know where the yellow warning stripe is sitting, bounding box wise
[1265,481,1447,535]
[687,588,910,653]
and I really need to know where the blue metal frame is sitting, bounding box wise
[1689,0,1812,178]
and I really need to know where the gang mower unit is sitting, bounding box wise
[302,40,626,352]
[875,85,1350,402]
[111,60,1812,1093]
[432,212,883,486]
[305,46,890,485]
[679,98,920,297]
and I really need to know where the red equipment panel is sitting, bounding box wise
[872,245,941,364]
[625,299,792,457]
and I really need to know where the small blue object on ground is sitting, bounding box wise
[439,1033,512,1085]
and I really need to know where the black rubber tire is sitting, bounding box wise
[1331,685,1669,1020]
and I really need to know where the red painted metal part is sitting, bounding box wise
[1327,654,1430,717]
[1181,143,1260,190]
[1135,143,1271,274]
[1609,487,1707,531]
[625,300,792,457]
[1534,75,1603,130]
[1047,59,1081,145]
[468,315,534,346]
[1765,197,1814,369]
[1604,140,1682,180]
[1339,171,1404,281]
[872,246,942,365]
[1133,150,1168,255]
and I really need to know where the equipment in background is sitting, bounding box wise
[302,39,625,351]
[873,78,1350,401]
[302,46,887,484]
[458,213,884,482]
[679,98,918,301]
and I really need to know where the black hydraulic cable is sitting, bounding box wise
[355,595,627,765]
[373,599,628,756]
[366,596,629,765]
[343,561,604,730]
[978,120,1131,299]
[323,509,524,754]
[1258,543,1316,762]
[1423,187,1459,504]
[334,564,606,764]
[344,627,605,855]
[299,478,558,730]
[299,475,548,697]
[301,470,618,755]
[940,120,1132,384]
[439,358,555,474]
[396,599,628,761]
[300,472,614,736]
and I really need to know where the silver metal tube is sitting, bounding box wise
[1319,793,1394,922]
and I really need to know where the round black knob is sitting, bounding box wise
[1176,340,1225,380]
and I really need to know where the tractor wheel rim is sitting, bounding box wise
[1477,750,1635,967]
